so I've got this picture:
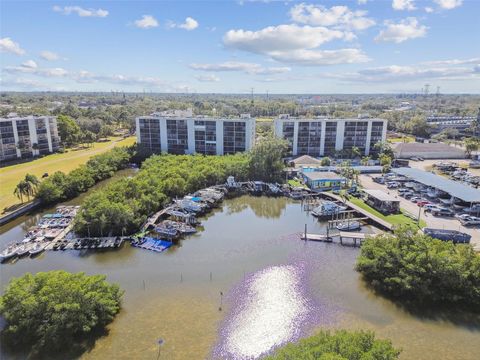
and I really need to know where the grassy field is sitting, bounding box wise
[0,136,136,214]
[388,136,415,143]
[288,179,307,188]
[348,196,426,228]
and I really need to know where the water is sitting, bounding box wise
[1,191,479,359]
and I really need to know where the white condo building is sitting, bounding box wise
[136,109,256,155]
[274,115,387,157]
[0,114,60,162]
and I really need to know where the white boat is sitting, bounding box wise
[29,242,46,256]
[311,201,347,218]
[336,221,361,231]
[0,246,18,262]
[15,244,32,257]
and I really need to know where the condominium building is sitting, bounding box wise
[136,109,255,155]
[0,114,60,162]
[274,115,387,157]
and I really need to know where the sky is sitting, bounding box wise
[1,0,479,94]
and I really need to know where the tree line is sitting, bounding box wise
[74,138,288,237]
[34,146,132,205]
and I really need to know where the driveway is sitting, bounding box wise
[359,174,480,251]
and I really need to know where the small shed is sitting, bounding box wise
[301,171,346,191]
[363,189,400,215]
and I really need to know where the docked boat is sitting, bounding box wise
[29,242,46,256]
[16,244,32,257]
[423,228,471,244]
[0,245,18,262]
[154,226,178,238]
[336,221,361,231]
[311,201,347,218]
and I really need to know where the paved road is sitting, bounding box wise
[359,174,480,251]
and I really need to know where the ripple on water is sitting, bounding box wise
[214,264,327,359]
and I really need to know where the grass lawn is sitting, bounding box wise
[0,136,136,214]
[288,179,306,188]
[348,196,426,228]
[388,136,415,143]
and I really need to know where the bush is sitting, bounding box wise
[0,271,123,356]
[356,227,480,307]
[265,330,400,360]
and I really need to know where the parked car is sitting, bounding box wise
[410,196,424,203]
[416,200,431,207]
[373,177,385,184]
[424,204,440,212]
[401,192,414,199]
[387,182,399,189]
[432,208,455,217]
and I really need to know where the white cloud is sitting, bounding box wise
[357,0,369,4]
[53,5,108,17]
[375,17,427,43]
[224,24,350,53]
[223,24,369,65]
[189,61,291,75]
[433,0,463,10]
[4,63,68,77]
[179,17,199,31]
[40,50,60,61]
[0,37,26,55]
[425,6,434,13]
[194,74,220,82]
[290,4,375,30]
[392,0,416,11]
[134,15,159,29]
[423,58,480,65]
[322,63,479,83]
[22,60,38,69]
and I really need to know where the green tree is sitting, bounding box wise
[265,330,400,360]
[320,157,331,166]
[356,226,480,307]
[248,137,289,182]
[351,145,361,159]
[361,156,371,166]
[0,271,123,356]
[465,137,479,158]
[57,114,81,147]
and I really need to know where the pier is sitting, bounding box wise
[301,230,379,247]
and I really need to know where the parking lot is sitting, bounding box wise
[359,174,480,251]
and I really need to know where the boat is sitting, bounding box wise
[16,244,32,257]
[423,228,471,244]
[0,245,18,262]
[311,201,348,218]
[29,242,46,256]
[336,221,361,231]
[154,225,178,238]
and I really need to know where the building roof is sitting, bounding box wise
[303,171,344,181]
[393,167,480,203]
[363,189,399,202]
[393,142,465,159]
[291,155,322,166]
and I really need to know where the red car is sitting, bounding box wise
[416,200,430,207]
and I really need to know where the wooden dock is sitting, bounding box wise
[321,192,393,231]
[301,230,379,247]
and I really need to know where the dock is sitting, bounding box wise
[300,230,379,247]
[321,192,393,231]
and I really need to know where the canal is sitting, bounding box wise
[1,181,479,359]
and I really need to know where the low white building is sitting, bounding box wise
[0,114,60,162]
[136,110,256,155]
[274,115,387,157]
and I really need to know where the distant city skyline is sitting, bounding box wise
[1,0,479,93]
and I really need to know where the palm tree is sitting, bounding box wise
[360,156,371,166]
[351,146,361,159]
[24,173,40,193]
[14,181,26,203]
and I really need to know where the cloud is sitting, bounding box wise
[321,63,479,83]
[194,74,220,82]
[357,0,369,4]
[134,15,159,29]
[223,24,369,65]
[40,50,60,61]
[0,37,26,55]
[4,63,68,77]
[375,17,427,43]
[392,0,416,11]
[422,58,480,65]
[189,61,291,75]
[224,24,351,52]
[290,3,375,30]
[168,17,199,31]
[53,5,108,17]
[425,6,434,13]
[433,0,463,10]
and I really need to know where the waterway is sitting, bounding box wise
[1,182,479,359]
